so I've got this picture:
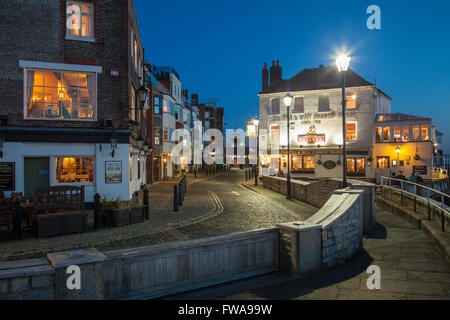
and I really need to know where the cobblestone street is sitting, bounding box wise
[0,168,317,261]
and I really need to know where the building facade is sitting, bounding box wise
[258,61,391,181]
[0,0,148,201]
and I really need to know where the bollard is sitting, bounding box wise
[254,167,258,186]
[173,185,179,211]
[143,187,149,220]
[245,170,248,181]
[194,167,197,178]
[179,182,183,206]
[94,193,103,229]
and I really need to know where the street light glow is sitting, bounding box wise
[336,54,352,72]
[284,92,293,107]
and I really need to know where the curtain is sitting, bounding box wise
[86,74,96,117]
[26,70,35,108]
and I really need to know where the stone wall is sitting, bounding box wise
[263,176,342,208]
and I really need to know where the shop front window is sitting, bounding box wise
[377,156,390,169]
[347,158,365,176]
[291,155,315,173]
[26,70,96,120]
[56,157,94,183]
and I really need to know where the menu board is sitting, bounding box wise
[105,161,122,184]
[0,162,15,191]
[413,165,427,175]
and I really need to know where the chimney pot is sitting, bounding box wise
[277,60,279,66]
[264,62,267,69]
[272,60,275,67]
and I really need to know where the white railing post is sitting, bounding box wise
[413,184,417,195]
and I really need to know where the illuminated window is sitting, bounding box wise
[130,86,136,121]
[393,126,401,142]
[421,126,429,141]
[347,158,365,176]
[303,156,315,169]
[377,156,390,169]
[271,125,280,142]
[412,125,420,141]
[346,123,357,141]
[25,70,96,120]
[376,127,382,142]
[402,126,409,141]
[270,99,280,114]
[154,97,161,114]
[347,93,357,109]
[163,100,169,113]
[291,155,315,172]
[56,157,94,183]
[383,127,390,142]
[293,97,304,113]
[163,128,169,141]
[66,2,94,40]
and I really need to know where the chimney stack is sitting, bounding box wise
[191,93,199,106]
[262,62,269,91]
[270,60,282,84]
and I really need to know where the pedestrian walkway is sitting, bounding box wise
[165,205,450,300]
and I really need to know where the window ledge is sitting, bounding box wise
[65,35,96,43]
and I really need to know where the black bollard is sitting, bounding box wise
[254,167,258,186]
[179,182,183,206]
[194,167,197,179]
[143,187,149,220]
[174,185,179,211]
[94,193,103,229]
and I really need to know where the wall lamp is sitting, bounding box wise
[110,136,118,158]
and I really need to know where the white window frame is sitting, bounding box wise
[21,61,100,122]
[66,1,95,42]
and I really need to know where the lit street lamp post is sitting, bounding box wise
[336,54,352,188]
[284,92,293,199]
[253,119,259,186]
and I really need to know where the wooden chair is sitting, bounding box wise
[0,198,13,230]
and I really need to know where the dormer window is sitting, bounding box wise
[66,2,94,41]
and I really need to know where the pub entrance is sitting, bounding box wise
[24,157,50,198]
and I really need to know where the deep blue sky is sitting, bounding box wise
[135,0,450,152]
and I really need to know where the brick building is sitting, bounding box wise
[0,0,149,201]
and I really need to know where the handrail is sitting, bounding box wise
[380,176,450,204]
[378,179,449,231]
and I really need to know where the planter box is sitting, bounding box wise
[35,212,88,238]
[103,209,130,228]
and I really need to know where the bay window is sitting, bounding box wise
[25,70,96,120]
[56,157,94,183]
[66,2,94,40]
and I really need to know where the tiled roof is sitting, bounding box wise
[259,66,390,99]
[375,113,432,123]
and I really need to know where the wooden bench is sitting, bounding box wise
[33,186,87,238]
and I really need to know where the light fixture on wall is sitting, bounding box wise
[110,136,118,158]
[136,134,145,150]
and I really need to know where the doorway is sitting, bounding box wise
[24,157,50,198]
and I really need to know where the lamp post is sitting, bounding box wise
[336,54,352,188]
[284,92,293,199]
[253,119,260,186]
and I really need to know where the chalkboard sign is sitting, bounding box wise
[0,162,15,191]
[413,165,427,175]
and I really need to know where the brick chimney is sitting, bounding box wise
[191,93,199,106]
[270,60,282,84]
[262,62,269,91]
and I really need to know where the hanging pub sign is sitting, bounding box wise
[298,125,325,144]
[323,160,336,170]
[105,161,122,184]
[0,162,15,191]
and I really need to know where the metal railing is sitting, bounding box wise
[379,176,450,231]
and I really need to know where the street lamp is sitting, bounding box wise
[284,92,293,199]
[137,85,148,105]
[253,119,260,186]
[136,134,145,150]
[336,53,352,188]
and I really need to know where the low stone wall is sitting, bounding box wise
[102,228,278,299]
[262,176,342,208]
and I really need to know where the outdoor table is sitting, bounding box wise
[20,202,34,231]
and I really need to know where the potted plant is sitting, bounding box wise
[101,196,130,227]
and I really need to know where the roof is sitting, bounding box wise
[436,130,444,136]
[375,113,432,123]
[259,66,391,99]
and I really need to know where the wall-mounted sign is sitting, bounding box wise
[111,68,119,77]
[0,162,15,191]
[105,161,122,184]
[413,165,427,175]
[323,160,336,170]
[298,125,325,144]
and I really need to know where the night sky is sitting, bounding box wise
[135,0,450,152]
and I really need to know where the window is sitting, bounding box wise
[155,136,160,145]
[293,97,304,113]
[154,97,161,114]
[25,70,96,120]
[318,95,330,112]
[376,127,382,142]
[131,28,134,61]
[402,126,409,141]
[421,126,429,141]
[56,157,94,183]
[347,158,365,176]
[134,38,138,71]
[130,86,136,121]
[137,159,141,180]
[377,156,390,169]
[66,2,94,40]
[347,93,357,109]
[163,100,168,113]
[163,128,169,141]
[271,98,280,114]
[291,155,315,172]
[271,125,280,142]
[393,126,401,142]
[412,125,420,141]
[346,123,357,141]
[383,127,390,142]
